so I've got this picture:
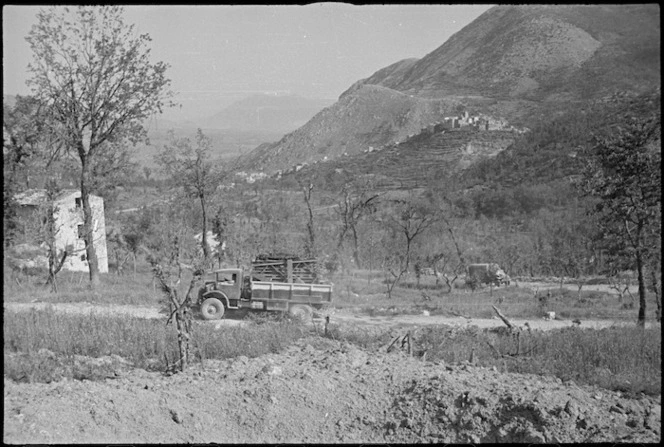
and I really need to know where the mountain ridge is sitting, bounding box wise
[237,4,659,177]
[351,4,660,102]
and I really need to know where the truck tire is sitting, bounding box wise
[201,297,225,320]
[289,304,313,321]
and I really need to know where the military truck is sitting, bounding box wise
[466,263,511,287]
[196,256,332,321]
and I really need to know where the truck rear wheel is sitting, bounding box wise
[289,304,313,321]
[201,297,225,320]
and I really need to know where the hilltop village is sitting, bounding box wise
[426,111,527,133]
[234,112,529,183]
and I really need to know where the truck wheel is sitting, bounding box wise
[289,304,313,321]
[201,298,225,320]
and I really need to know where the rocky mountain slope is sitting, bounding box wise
[237,4,660,178]
[347,4,660,102]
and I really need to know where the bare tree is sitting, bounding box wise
[156,129,222,266]
[144,204,203,373]
[26,6,173,287]
[335,181,380,268]
[381,195,437,297]
[608,271,636,307]
[299,181,317,259]
[42,180,71,292]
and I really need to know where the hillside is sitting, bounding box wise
[283,128,517,191]
[239,85,463,175]
[238,4,660,177]
[458,89,662,189]
[349,4,660,104]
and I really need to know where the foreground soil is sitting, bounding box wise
[3,337,661,444]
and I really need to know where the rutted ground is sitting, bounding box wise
[3,337,660,444]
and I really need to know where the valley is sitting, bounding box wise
[3,5,661,445]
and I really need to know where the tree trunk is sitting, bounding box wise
[175,308,189,371]
[650,266,661,322]
[351,227,362,269]
[81,162,100,287]
[200,194,210,260]
[636,248,646,327]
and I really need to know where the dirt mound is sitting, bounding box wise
[3,337,660,444]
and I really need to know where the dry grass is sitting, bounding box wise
[397,324,660,396]
[4,307,660,396]
[3,308,307,383]
[3,263,163,306]
[4,265,660,396]
[328,270,652,321]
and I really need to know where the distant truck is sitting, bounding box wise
[195,256,332,321]
[466,263,511,287]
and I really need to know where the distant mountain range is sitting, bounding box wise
[200,94,335,132]
[237,4,660,176]
[5,92,334,136]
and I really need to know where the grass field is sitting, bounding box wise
[326,270,650,322]
[4,263,661,396]
[4,308,660,396]
[5,265,650,321]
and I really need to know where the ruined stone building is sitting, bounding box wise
[14,189,109,273]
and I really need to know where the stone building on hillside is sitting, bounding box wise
[14,189,109,273]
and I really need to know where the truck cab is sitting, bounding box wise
[199,268,244,302]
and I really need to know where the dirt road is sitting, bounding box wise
[4,300,653,331]
[3,300,652,331]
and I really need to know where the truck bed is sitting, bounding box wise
[250,281,332,306]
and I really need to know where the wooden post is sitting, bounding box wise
[492,305,515,329]
[386,336,398,353]
[286,259,293,283]
[407,330,412,357]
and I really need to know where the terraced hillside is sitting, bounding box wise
[292,128,516,190]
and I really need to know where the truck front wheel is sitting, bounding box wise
[289,304,313,321]
[201,297,225,320]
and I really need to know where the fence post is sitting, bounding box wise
[286,259,293,283]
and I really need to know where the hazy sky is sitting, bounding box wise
[3,4,492,120]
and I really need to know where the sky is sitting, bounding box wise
[3,4,493,121]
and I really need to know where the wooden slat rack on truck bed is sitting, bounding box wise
[251,256,319,284]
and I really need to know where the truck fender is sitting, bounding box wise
[201,291,229,309]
